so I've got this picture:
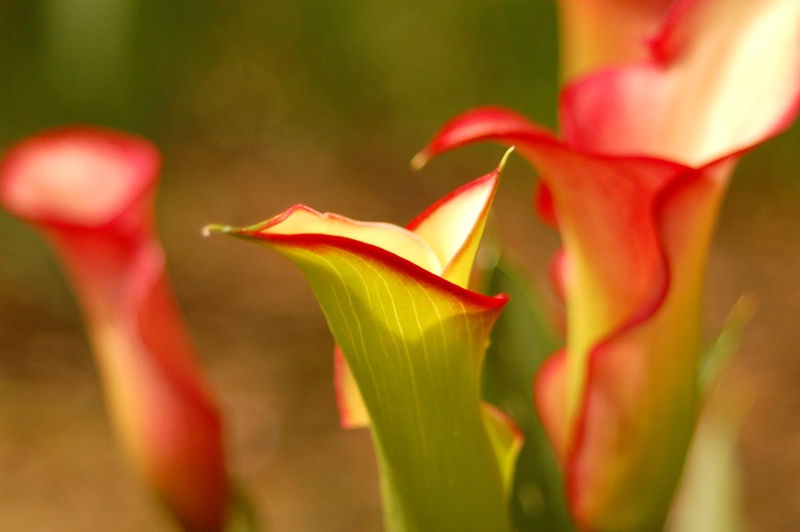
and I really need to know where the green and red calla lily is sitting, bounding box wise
[415,0,800,529]
[0,128,228,532]
[206,154,521,532]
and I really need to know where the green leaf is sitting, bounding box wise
[482,258,574,532]
[666,397,748,532]
[700,294,756,394]
[224,483,262,532]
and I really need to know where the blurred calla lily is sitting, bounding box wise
[206,154,521,532]
[415,0,800,529]
[0,128,228,532]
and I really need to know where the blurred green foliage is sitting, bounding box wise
[0,0,559,154]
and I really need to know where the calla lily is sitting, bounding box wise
[0,128,228,532]
[415,0,800,529]
[206,154,521,531]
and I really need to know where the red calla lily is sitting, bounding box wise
[416,0,800,529]
[0,128,228,532]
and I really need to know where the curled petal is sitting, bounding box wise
[407,150,507,287]
[562,0,800,165]
[412,107,556,170]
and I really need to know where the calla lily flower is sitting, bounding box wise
[415,0,800,529]
[206,154,521,532]
[0,128,228,532]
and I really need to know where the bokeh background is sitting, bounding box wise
[0,1,798,530]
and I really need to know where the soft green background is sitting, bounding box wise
[0,1,798,531]
[0,1,559,156]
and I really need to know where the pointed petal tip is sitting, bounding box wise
[410,149,431,171]
[498,146,515,172]
[202,223,234,237]
[735,292,759,318]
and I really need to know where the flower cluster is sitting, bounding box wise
[1,0,798,530]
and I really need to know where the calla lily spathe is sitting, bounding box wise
[0,128,228,532]
[416,0,800,529]
[334,151,513,428]
[207,154,521,532]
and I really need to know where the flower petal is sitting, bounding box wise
[412,107,557,170]
[333,344,370,428]
[482,403,525,500]
[561,0,800,165]
[562,158,733,529]
[1,128,156,226]
[408,149,507,287]
[533,348,570,461]
[557,0,673,80]
[416,107,675,383]
[233,203,443,274]
[336,159,506,430]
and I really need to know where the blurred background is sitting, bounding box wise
[0,1,798,530]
